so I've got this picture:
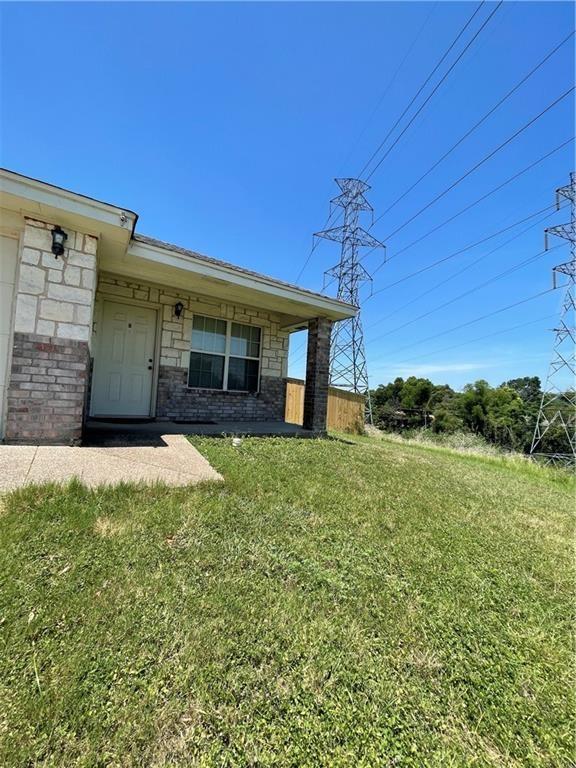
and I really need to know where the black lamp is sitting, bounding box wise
[174,301,184,318]
[51,225,67,258]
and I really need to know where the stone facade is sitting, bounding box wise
[303,316,332,432]
[15,219,97,342]
[94,273,289,421]
[4,219,98,444]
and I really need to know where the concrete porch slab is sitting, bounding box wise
[0,434,222,490]
[85,419,320,438]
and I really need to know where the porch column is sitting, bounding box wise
[303,316,332,432]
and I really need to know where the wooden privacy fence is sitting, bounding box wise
[285,378,365,433]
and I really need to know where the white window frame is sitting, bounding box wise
[188,314,262,393]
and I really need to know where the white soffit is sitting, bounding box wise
[0,170,137,259]
[116,238,357,322]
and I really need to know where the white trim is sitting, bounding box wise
[129,239,356,321]
[0,169,137,234]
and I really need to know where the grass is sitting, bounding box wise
[365,426,506,456]
[0,434,574,766]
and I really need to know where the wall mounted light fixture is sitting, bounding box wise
[51,225,68,258]
[174,301,184,318]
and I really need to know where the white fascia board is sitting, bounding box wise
[128,239,357,321]
[0,170,137,234]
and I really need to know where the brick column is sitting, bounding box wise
[303,316,332,432]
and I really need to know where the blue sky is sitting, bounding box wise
[1,1,574,390]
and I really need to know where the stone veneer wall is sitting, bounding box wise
[14,219,97,342]
[4,218,97,444]
[94,273,290,422]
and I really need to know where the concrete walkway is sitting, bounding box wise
[0,434,222,491]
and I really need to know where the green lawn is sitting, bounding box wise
[1,435,573,767]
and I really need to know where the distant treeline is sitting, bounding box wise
[370,376,572,455]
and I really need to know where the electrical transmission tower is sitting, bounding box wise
[530,171,576,467]
[315,179,385,423]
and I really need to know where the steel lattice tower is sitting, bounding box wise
[530,171,576,467]
[315,179,385,423]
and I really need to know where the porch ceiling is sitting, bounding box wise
[99,235,357,327]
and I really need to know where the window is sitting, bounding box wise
[188,315,261,391]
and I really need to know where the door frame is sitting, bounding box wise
[90,295,162,418]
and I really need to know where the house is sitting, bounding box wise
[0,169,356,444]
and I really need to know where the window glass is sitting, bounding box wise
[228,357,259,392]
[230,322,261,358]
[188,351,225,389]
[188,315,261,391]
[191,315,226,354]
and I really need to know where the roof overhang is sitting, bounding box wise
[0,169,137,260]
[100,236,357,326]
[0,168,357,326]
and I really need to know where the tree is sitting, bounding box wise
[369,374,552,454]
[503,376,541,406]
[458,380,492,435]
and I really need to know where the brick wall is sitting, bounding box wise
[303,317,332,432]
[5,333,89,444]
[4,218,97,444]
[157,368,286,422]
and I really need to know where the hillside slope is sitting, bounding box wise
[1,435,573,767]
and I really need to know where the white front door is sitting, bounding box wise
[0,235,18,439]
[91,301,157,417]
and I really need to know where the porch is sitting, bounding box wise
[84,417,321,441]
[1,170,358,445]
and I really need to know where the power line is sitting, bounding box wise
[370,285,561,362]
[531,171,576,466]
[358,2,490,179]
[357,2,485,179]
[369,194,570,297]
[295,172,571,364]
[294,1,547,286]
[380,313,557,367]
[289,336,307,361]
[289,207,564,367]
[338,1,439,175]
[364,202,566,330]
[295,0,436,282]
[366,242,562,345]
[364,1,504,181]
[365,136,574,281]
[294,206,343,283]
[294,1,449,284]
[378,85,574,242]
[376,30,575,222]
